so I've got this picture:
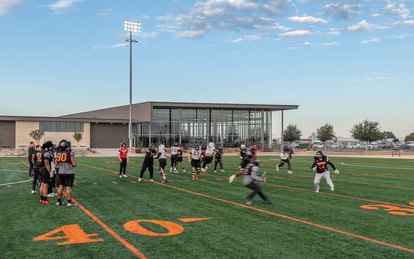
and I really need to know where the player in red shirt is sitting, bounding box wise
[118,143,129,178]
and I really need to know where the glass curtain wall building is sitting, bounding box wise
[58,101,298,149]
[136,107,273,149]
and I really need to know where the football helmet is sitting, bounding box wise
[240,144,246,149]
[121,142,127,147]
[195,145,200,150]
[58,139,70,151]
[208,142,215,148]
[159,144,165,150]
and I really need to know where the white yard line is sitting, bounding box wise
[0,179,31,186]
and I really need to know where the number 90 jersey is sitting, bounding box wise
[56,150,76,175]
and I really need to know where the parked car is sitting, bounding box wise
[401,141,414,149]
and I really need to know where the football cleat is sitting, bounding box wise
[288,170,293,174]
[56,201,64,206]
[276,164,279,172]
[67,202,78,207]
[330,185,335,191]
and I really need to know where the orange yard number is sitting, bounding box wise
[35,218,211,246]
[360,203,414,216]
[33,224,104,245]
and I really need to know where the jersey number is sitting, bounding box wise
[56,153,68,162]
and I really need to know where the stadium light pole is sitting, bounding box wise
[124,20,141,149]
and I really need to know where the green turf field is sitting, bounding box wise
[1,155,414,258]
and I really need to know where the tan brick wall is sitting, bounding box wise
[15,121,91,148]
[15,121,39,148]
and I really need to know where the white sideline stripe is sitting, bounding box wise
[340,162,414,171]
[0,179,31,186]
[0,169,27,173]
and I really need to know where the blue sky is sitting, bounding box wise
[0,0,413,139]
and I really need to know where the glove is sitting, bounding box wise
[312,167,317,172]
[229,174,236,183]
[334,170,340,175]
[262,177,267,182]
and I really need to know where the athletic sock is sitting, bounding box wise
[68,199,72,204]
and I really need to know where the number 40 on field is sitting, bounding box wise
[34,218,212,245]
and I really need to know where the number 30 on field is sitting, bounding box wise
[34,218,211,245]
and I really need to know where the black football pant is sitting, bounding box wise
[28,160,34,177]
[245,182,269,202]
[278,159,292,170]
[32,168,41,191]
[119,158,127,175]
[140,161,154,179]
[214,159,223,170]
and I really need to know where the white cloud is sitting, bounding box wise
[279,29,312,37]
[49,0,83,13]
[175,30,208,38]
[385,1,410,19]
[93,43,128,49]
[361,37,380,44]
[346,20,388,31]
[327,29,340,36]
[157,0,292,38]
[228,34,264,43]
[322,41,339,46]
[288,16,328,24]
[353,77,391,83]
[0,0,24,16]
[139,31,159,38]
[393,20,414,26]
[323,3,362,20]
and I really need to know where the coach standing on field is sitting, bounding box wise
[28,141,36,178]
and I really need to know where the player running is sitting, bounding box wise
[276,147,294,174]
[311,150,340,193]
[229,159,270,205]
[213,146,225,173]
[176,143,186,172]
[202,142,215,173]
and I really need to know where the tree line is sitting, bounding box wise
[283,120,414,147]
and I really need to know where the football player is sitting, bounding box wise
[239,144,247,170]
[138,144,157,182]
[229,159,270,205]
[188,145,202,180]
[38,141,54,204]
[55,140,78,207]
[176,143,186,172]
[202,142,215,173]
[118,142,129,178]
[213,146,225,173]
[156,144,168,183]
[170,143,179,173]
[311,150,340,193]
[276,147,294,174]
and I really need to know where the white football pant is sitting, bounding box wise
[314,171,334,191]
